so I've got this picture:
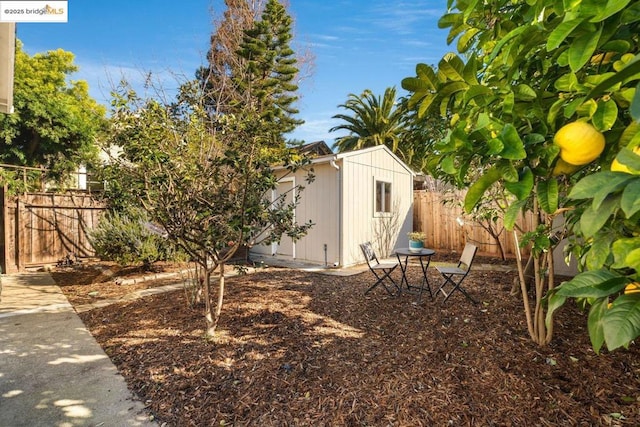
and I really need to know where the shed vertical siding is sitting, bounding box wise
[250,146,414,268]
[340,149,413,267]
[250,165,339,265]
[293,162,339,265]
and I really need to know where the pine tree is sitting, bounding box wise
[198,0,302,141]
[236,0,302,139]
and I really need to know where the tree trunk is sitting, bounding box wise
[214,262,226,330]
[203,266,215,337]
[204,262,226,338]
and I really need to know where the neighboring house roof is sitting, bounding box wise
[297,140,333,157]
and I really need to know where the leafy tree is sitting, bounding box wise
[100,0,311,338]
[330,87,449,172]
[402,0,639,347]
[103,82,312,338]
[0,40,106,180]
[398,95,449,172]
[330,87,405,154]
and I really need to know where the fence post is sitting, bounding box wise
[1,185,6,274]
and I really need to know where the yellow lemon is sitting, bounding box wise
[624,283,640,295]
[552,158,581,176]
[611,146,640,174]
[553,122,605,166]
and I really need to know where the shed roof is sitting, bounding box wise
[309,145,416,176]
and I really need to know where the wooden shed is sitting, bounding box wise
[250,145,415,267]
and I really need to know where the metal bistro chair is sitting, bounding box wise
[435,243,479,304]
[359,242,400,296]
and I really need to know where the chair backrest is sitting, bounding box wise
[360,242,379,266]
[458,243,478,271]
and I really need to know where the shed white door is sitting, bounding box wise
[274,179,294,257]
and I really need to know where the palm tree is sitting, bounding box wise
[330,87,405,153]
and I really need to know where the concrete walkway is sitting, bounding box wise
[0,272,157,427]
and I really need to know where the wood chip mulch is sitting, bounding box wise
[52,258,640,426]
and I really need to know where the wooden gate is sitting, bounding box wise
[1,186,106,273]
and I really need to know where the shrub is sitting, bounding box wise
[89,207,179,269]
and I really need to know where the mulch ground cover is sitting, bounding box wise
[52,256,640,426]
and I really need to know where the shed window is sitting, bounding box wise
[375,180,392,213]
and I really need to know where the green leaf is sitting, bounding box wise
[603,295,640,351]
[621,1,640,24]
[587,55,640,99]
[537,178,559,214]
[488,25,529,63]
[600,40,631,52]
[499,124,526,160]
[580,195,620,238]
[441,155,457,174]
[586,234,614,270]
[439,54,466,81]
[592,99,619,131]
[590,0,632,22]
[483,139,502,157]
[547,98,564,127]
[417,93,435,118]
[588,298,608,354]
[464,167,501,213]
[569,172,633,200]
[547,18,584,51]
[569,26,602,72]
[497,160,519,182]
[621,179,640,217]
[438,12,460,29]
[505,167,534,200]
[462,54,480,86]
[504,199,527,231]
[631,82,640,122]
[611,237,640,269]
[515,84,537,101]
[401,77,430,93]
[545,291,567,332]
[416,63,438,89]
[592,174,633,210]
[556,270,627,297]
[564,96,587,118]
[576,99,598,119]
[457,27,480,53]
[439,81,469,98]
[523,133,546,145]
[502,91,515,116]
[619,121,640,148]
[464,85,494,103]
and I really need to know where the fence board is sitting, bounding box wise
[413,190,533,258]
[1,189,105,272]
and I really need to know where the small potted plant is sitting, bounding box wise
[407,231,426,252]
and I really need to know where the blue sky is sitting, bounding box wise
[16,0,453,144]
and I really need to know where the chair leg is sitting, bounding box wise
[365,270,398,296]
[437,274,477,304]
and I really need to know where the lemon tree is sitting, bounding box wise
[402,0,640,348]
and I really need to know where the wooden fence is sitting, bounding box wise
[413,190,535,258]
[1,187,106,273]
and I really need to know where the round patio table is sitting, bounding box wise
[394,248,435,300]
